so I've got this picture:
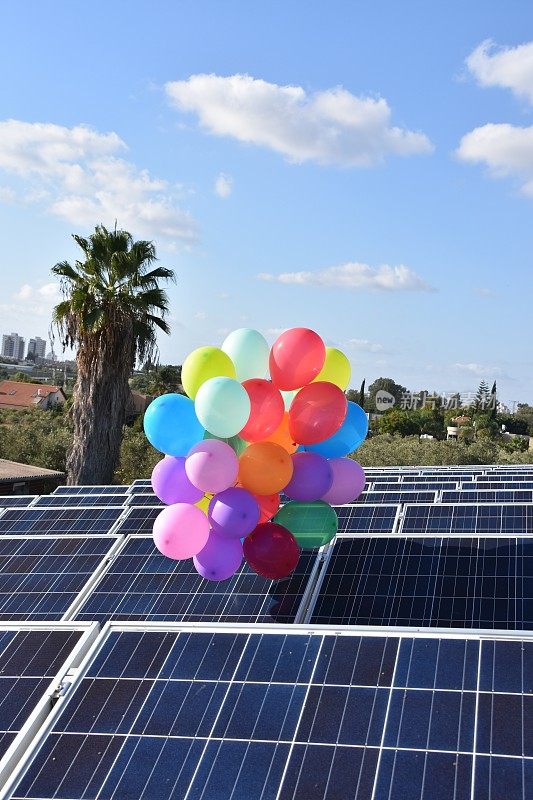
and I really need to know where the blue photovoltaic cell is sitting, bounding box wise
[401,503,533,535]
[31,494,130,507]
[0,497,38,508]
[0,628,83,763]
[0,537,117,620]
[309,536,533,628]
[12,629,533,800]
[125,493,162,506]
[476,474,533,481]
[442,490,533,504]
[52,485,128,495]
[74,536,319,623]
[357,491,437,504]
[334,504,399,534]
[469,481,533,490]
[400,475,463,483]
[0,507,124,536]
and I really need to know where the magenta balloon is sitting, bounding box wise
[153,503,210,560]
[193,532,243,581]
[208,487,260,539]
[151,456,204,505]
[284,452,334,502]
[185,439,239,494]
[320,458,366,504]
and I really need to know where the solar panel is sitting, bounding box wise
[72,535,321,624]
[125,493,162,506]
[401,503,533,536]
[308,536,533,628]
[129,479,152,488]
[357,490,437,504]
[467,481,533,490]
[0,537,119,620]
[400,475,465,483]
[10,626,533,800]
[476,474,533,481]
[52,485,128,495]
[30,494,130,507]
[126,485,158,494]
[113,506,163,534]
[373,481,460,491]
[335,504,400,534]
[0,507,125,536]
[0,497,38,508]
[442,489,533,503]
[0,627,84,766]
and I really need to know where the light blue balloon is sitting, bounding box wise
[221,328,269,382]
[302,401,368,458]
[144,393,204,456]
[195,377,251,438]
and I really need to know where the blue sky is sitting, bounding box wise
[1,1,533,406]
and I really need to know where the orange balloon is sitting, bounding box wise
[239,442,294,495]
[262,412,298,453]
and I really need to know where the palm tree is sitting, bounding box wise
[52,225,175,484]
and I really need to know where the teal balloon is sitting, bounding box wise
[203,431,248,456]
[195,377,251,438]
[303,401,368,458]
[221,328,269,382]
[274,500,338,549]
[143,393,204,456]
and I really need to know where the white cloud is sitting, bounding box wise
[0,119,197,242]
[473,287,495,298]
[456,123,533,195]
[257,261,435,292]
[214,173,233,197]
[165,74,433,167]
[194,311,207,320]
[454,362,502,377]
[345,338,384,353]
[14,284,33,300]
[466,39,533,104]
[37,283,61,300]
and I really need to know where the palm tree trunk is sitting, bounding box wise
[67,325,134,485]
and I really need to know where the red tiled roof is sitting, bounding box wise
[0,381,65,408]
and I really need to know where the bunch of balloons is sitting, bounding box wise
[143,327,368,582]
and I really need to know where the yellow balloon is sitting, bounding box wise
[313,347,351,390]
[181,346,236,399]
[195,493,213,514]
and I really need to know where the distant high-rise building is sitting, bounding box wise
[27,336,47,360]
[1,332,25,360]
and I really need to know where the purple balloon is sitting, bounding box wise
[284,452,333,502]
[151,456,204,505]
[208,487,260,539]
[320,458,366,504]
[193,531,243,581]
[185,439,239,494]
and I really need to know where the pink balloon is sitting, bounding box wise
[269,328,326,390]
[185,439,239,494]
[193,532,243,581]
[153,503,210,560]
[320,458,366,504]
[151,456,204,505]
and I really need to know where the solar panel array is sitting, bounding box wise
[2,464,533,799]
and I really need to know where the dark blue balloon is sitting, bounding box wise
[144,393,204,456]
[302,401,368,458]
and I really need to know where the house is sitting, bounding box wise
[0,458,64,495]
[125,390,154,423]
[0,380,66,410]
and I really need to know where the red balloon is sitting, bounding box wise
[289,381,347,445]
[239,379,285,442]
[269,328,326,390]
[244,522,300,580]
[254,492,281,523]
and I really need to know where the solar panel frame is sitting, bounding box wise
[7,623,533,800]
[399,502,533,537]
[0,506,128,537]
[0,622,98,800]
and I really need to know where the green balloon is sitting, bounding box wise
[203,431,248,456]
[274,501,338,548]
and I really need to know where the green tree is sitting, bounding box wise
[53,225,175,484]
[377,409,421,436]
[474,380,490,412]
